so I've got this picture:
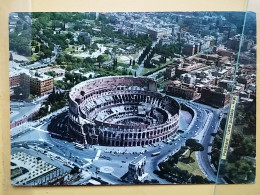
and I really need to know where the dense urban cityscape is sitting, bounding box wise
[9,12,256,186]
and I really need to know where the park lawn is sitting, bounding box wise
[117,62,130,68]
[64,46,75,53]
[64,45,83,54]
[141,67,158,75]
[92,36,104,41]
[130,53,138,60]
[117,53,139,64]
[128,70,135,75]
[132,65,139,70]
[177,152,206,178]
[105,43,119,48]
[103,54,110,61]
[28,53,39,62]
[140,59,174,76]
[117,56,127,64]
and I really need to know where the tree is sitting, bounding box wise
[9,52,13,61]
[185,139,204,159]
[230,132,244,147]
[35,45,40,53]
[191,175,209,184]
[104,49,110,55]
[44,49,53,62]
[84,57,95,64]
[113,58,118,69]
[151,179,159,184]
[70,166,80,175]
[97,55,105,68]
[45,71,56,77]
[168,153,180,165]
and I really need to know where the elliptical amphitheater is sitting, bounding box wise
[68,76,180,147]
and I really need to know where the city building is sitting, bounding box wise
[200,87,230,108]
[147,28,168,40]
[30,73,54,96]
[11,152,68,186]
[180,73,196,84]
[175,61,206,77]
[165,65,176,79]
[226,34,254,52]
[182,44,196,56]
[165,80,200,100]
[237,75,252,89]
[213,45,234,57]
[211,67,233,78]
[9,74,21,88]
[218,79,234,91]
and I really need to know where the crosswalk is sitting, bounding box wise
[94,150,102,160]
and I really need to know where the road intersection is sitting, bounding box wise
[11,96,226,184]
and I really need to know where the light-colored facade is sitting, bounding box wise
[126,155,147,182]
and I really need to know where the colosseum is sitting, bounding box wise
[68,76,180,147]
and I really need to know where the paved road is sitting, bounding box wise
[11,97,226,185]
[25,45,61,70]
[178,99,227,183]
[136,40,159,76]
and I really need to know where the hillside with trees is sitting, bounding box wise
[211,102,256,184]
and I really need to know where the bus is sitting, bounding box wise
[151,152,161,157]
[75,143,85,150]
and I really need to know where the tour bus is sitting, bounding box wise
[75,143,85,150]
[166,139,172,144]
[151,151,161,157]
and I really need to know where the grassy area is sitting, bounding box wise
[140,59,174,76]
[28,53,39,62]
[132,65,139,70]
[102,54,110,61]
[131,53,138,59]
[117,56,129,64]
[64,45,83,54]
[158,79,172,90]
[177,152,206,178]
[105,43,119,48]
[141,67,157,75]
[92,36,104,41]
[117,53,139,64]
[117,62,130,68]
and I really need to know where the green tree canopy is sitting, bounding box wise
[185,139,204,158]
